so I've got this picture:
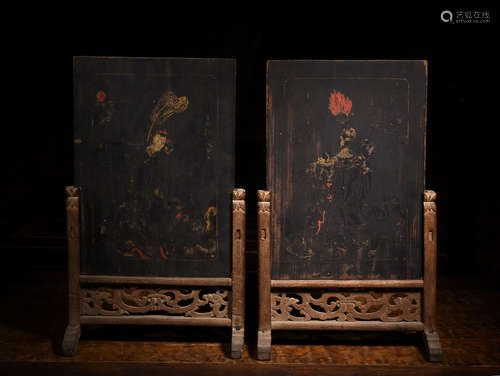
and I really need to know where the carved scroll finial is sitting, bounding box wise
[258,190,270,202]
[424,190,437,202]
[66,186,79,198]
[233,188,246,200]
[424,190,437,214]
[66,186,79,210]
[257,190,270,216]
[233,191,246,214]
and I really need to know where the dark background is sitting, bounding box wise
[2,8,498,285]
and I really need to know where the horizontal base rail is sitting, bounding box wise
[271,280,423,289]
[81,315,231,327]
[80,275,232,287]
[272,320,424,331]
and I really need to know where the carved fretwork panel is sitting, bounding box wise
[81,287,229,318]
[271,291,421,322]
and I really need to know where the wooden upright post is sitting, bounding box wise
[231,188,246,358]
[423,190,443,361]
[257,190,271,360]
[62,186,81,356]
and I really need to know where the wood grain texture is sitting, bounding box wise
[423,190,437,332]
[231,188,246,358]
[264,60,433,360]
[267,60,427,280]
[62,186,81,356]
[257,190,272,360]
[0,273,498,371]
[74,57,235,278]
[423,330,442,362]
[271,279,423,288]
[271,291,421,322]
[272,321,424,331]
[2,363,499,376]
[70,58,238,356]
[80,316,231,326]
[423,190,442,361]
[80,287,229,317]
[80,275,232,286]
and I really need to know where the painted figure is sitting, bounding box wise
[287,90,376,277]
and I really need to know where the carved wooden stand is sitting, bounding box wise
[257,190,442,361]
[62,187,246,358]
[422,190,442,362]
[62,186,81,356]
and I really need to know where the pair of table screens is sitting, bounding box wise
[74,57,426,282]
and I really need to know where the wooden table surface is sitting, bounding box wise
[0,270,499,375]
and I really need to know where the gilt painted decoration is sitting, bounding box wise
[74,57,235,277]
[267,61,426,280]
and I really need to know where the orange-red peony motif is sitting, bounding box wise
[328,90,352,116]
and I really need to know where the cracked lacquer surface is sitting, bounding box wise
[74,57,235,277]
[267,61,426,280]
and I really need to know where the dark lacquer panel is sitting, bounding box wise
[267,60,426,280]
[74,57,235,277]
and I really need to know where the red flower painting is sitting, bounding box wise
[96,91,107,103]
[328,90,352,116]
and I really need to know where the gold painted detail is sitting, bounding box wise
[81,287,228,318]
[146,90,188,155]
[151,91,189,126]
[271,291,420,322]
[153,188,164,199]
[204,206,217,232]
[307,128,373,182]
[190,239,217,257]
[146,133,174,157]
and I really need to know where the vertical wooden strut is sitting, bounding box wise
[423,190,443,361]
[257,190,271,360]
[62,186,81,356]
[231,188,246,358]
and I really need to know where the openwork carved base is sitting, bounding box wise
[81,287,229,318]
[271,291,421,322]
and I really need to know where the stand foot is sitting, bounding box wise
[62,324,81,356]
[230,327,244,359]
[257,329,271,360]
[423,330,443,362]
